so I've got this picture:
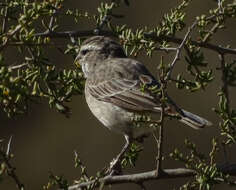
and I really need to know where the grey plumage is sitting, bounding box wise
[75,36,212,173]
[75,36,212,138]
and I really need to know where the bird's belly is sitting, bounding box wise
[85,92,133,135]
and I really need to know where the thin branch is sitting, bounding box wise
[219,53,230,164]
[48,16,55,31]
[202,22,220,43]
[6,136,12,156]
[156,61,166,175]
[156,100,164,175]
[144,32,236,55]
[219,53,230,112]
[0,24,22,52]
[74,151,90,181]
[47,4,59,33]
[218,0,224,14]
[66,164,236,190]
[9,63,28,70]
[0,142,24,190]
[1,0,8,34]
[8,41,67,47]
[34,30,114,38]
[32,29,236,55]
[68,168,195,190]
[155,47,177,52]
[165,20,197,80]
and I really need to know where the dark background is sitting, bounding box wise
[1,0,236,189]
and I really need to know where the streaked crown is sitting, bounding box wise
[75,36,126,77]
[79,36,126,59]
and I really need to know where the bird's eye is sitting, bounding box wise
[81,49,89,55]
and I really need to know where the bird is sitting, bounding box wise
[74,35,212,173]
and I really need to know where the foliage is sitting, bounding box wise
[170,139,234,190]
[0,0,236,189]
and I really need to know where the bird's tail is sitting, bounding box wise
[179,109,212,129]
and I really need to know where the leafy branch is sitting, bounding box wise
[1,0,236,190]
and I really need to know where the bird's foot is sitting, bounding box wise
[105,135,131,176]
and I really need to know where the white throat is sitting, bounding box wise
[82,63,89,78]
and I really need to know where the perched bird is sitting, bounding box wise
[74,36,212,173]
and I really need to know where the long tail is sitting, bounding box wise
[179,109,212,129]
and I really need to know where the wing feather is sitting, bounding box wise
[87,77,160,112]
[86,58,161,112]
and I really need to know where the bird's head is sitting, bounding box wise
[74,36,126,77]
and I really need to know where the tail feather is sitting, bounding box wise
[180,109,212,130]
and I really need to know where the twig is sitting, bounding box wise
[219,53,230,164]
[8,42,67,47]
[47,4,59,32]
[67,168,195,190]
[218,0,224,14]
[156,61,166,175]
[74,151,89,181]
[32,29,236,55]
[0,24,22,51]
[219,53,230,112]
[9,63,28,70]
[6,135,12,156]
[48,16,55,31]
[34,30,114,38]
[1,0,8,34]
[202,22,220,43]
[156,101,164,175]
[0,139,24,190]
[165,20,197,80]
[65,164,236,190]
[144,32,236,55]
[156,47,177,52]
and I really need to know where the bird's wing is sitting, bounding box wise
[87,60,161,112]
[86,58,212,129]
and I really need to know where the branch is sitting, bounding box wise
[219,53,230,112]
[144,32,236,55]
[156,104,164,174]
[34,30,114,38]
[219,53,231,163]
[66,164,236,190]
[1,0,8,34]
[0,24,22,51]
[165,20,197,80]
[0,138,24,190]
[155,64,166,175]
[8,63,28,70]
[202,22,220,43]
[32,29,236,55]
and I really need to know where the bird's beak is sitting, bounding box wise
[74,55,81,68]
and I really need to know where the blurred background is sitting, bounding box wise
[1,0,236,189]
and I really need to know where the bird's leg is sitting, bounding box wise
[108,135,131,175]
